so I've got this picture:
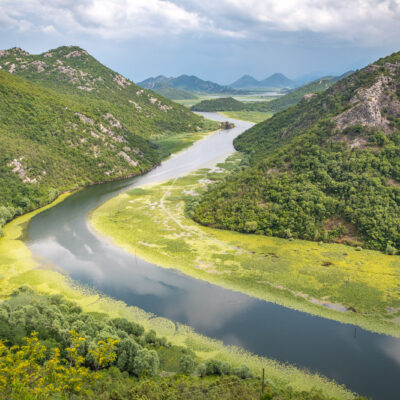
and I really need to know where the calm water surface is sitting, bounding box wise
[27,113,400,400]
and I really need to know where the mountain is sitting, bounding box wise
[260,73,295,88]
[230,74,261,89]
[229,73,295,89]
[138,74,235,94]
[0,46,214,235]
[191,73,349,113]
[0,46,208,138]
[138,75,172,90]
[151,87,198,100]
[192,51,400,253]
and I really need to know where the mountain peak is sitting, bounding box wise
[43,45,89,59]
[0,47,30,57]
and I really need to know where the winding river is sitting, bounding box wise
[27,113,400,400]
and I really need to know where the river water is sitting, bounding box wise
[27,113,400,400]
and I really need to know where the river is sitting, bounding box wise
[27,113,400,400]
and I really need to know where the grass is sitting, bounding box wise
[220,111,273,123]
[91,154,400,338]
[154,129,219,159]
[0,176,353,400]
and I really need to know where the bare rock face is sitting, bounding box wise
[333,64,400,134]
[303,93,316,101]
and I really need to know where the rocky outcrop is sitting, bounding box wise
[333,64,400,135]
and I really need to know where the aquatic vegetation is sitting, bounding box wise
[91,155,400,337]
[0,191,353,399]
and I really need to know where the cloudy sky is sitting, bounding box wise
[0,0,400,83]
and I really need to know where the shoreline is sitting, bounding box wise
[89,166,400,339]
[0,193,353,400]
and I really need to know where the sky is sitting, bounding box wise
[0,0,400,84]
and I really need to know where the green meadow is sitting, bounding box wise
[0,190,353,399]
[91,154,400,338]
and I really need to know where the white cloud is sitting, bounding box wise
[40,25,57,34]
[0,0,399,44]
[178,0,400,44]
[0,0,236,39]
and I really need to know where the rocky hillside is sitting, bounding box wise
[192,51,400,253]
[0,69,163,235]
[0,46,217,236]
[0,46,210,138]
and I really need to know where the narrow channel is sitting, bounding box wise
[27,113,400,400]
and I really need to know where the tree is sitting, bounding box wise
[178,355,195,375]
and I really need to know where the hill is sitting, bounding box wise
[256,74,348,113]
[230,73,295,89]
[230,74,260,89]
[0,46,208,138]
[260,72,295,88]
[191,97,244,111]
[153,87,198,100]
[138,74,235,94]
[192,52,400,253]
[0,46,215,235]
[0,69,161,234]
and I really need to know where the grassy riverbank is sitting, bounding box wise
[154,128,219,159]
[0,184,354,399]
[91,155,400,338]
[220,111,272,123]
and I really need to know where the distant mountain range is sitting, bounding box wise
[230,73,296,89]
[138,74,236,94]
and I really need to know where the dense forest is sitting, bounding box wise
[0,287,362,400]
[193,52,400,253]
[0,47,216,237]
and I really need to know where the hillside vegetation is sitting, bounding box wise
[138,74,236,94]
[0,46,215,236]
[0,288,359,400]
[0,46,210,138]
[193,52,400,253]
[153,86,198,100]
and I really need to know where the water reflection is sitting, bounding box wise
[27,114,400,400]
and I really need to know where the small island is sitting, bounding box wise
[218,121,235,129]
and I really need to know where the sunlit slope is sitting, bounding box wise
[194,52,400,252]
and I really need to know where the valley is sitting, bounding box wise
[1,37,400,400]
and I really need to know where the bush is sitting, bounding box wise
[178,354,195,375]
[233,365,252,379]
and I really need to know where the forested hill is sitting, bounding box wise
[0,47,216,236]
[0,70,161,234]
[138,74,235,94]
[193,51,400,253]
[0,46,208,138]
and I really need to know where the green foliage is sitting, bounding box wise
[0,46,216,233]
[179,354,195,375]
[193,52,400,252]
[0,287,167,377]
[154,87,198,100]
[191,77,341,114]
[192,97,245,111]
